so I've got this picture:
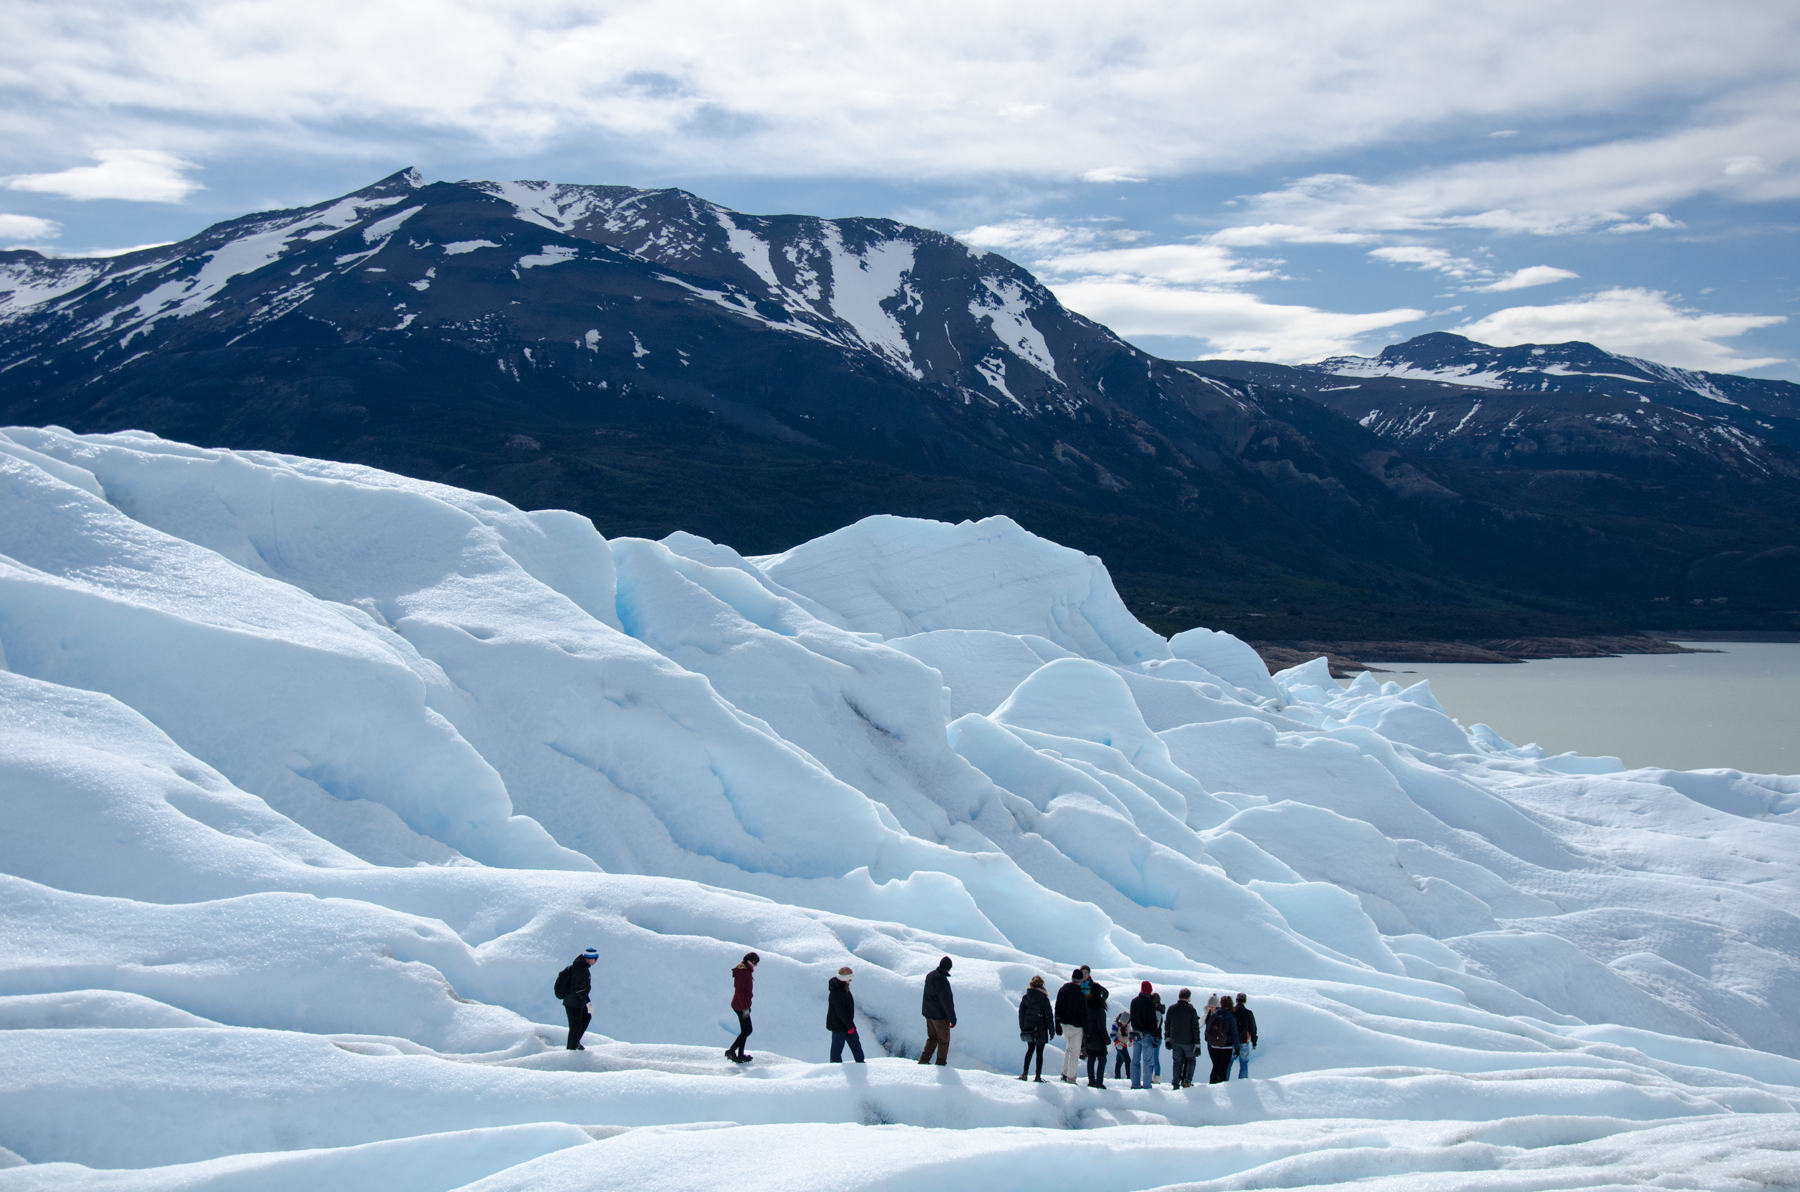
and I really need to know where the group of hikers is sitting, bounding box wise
[556,950,1258,1088]
[1030,966,1255,1088]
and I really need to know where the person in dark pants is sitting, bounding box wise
[1149,992,1165,1086]
[726,951,759,1063]
[556,947,598,1050]
[1111,1012,1132,1080]
[1233,993,1258,1079]
[917,956,956,1065]
[1054,967,1087,1084]
[1164,988,1200,1088]
[827,965,864,1063]
[1017,975,1054,1081]
[1205,990,1240,1084]
[1082,976,1111,1087]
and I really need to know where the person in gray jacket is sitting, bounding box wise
[917,956,956,1066]
[1162,988,1200,1088]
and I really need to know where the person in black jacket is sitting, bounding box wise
[1163,988,1200,1088]
[1053,967,1087,1084]
[1233,993,1258,1079]
[1017,975,1054,1081]
[917,956,956,1066]
[826,966,864,1063]
[1082,976,1111,1087]
[557,947,597,1051]
[1127,981,1159,1089]
[1204,991,1241,1084]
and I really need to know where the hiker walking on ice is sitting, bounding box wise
[1054,967,1087,1084]
[1164,988,1200,1088]
[1017,975,1054,1081]
[726,951,758,1063]
[917,956,956,1065]
[555,947,597,1051]
[826,966,864,1063]
[1205,990,1240,1084]
[1233,992,1258,1078]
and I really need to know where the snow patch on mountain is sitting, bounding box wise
[821,231,921,380]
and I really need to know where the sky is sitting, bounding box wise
[3,0,1797,377]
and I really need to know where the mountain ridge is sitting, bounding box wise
[3,170,1796,639]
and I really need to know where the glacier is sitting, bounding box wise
[0,425,1796,1190]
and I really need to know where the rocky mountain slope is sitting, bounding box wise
[2,172,1795,638]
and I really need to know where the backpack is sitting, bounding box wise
[1204,1010,1231,1048]
[553,962,578,1001]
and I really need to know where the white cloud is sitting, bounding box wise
[958,218,1107,254]
[964,216,1419,361]
[1041,243,1278,286]
[1220,98,1800,240]
[1368,245,1486,280]
[1469,265,1579,292]
[5,150,202,202]
[4,1,1797,186]
[1204,223,1377,246]
[0,213,60,241]
[1367,249,1579,292]
[1081,168,1148,184]
[1606,212,1684,233]
[1048,279,1423,362]
[1456,287,1786,373]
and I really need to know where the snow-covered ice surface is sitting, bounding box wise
[2,425,1797,1191]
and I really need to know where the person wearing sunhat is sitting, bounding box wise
[554,947,598,1050]
[827,966,865,1063]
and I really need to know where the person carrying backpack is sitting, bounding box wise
[1164,988,1200,1088]
[1110,1011,1132,1080]
[1054,967,1087,1084]
[917,956,956,1066]
[1205,990,1240,1084]
[554,948,598,1051]
[1017,975,1054,1082]
[826,966,864,1063]
[1233,993,1258,1079]
[726,952,759,1063]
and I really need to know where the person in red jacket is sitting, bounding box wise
[726,951,759,1063]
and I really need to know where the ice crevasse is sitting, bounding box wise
[1,425,1797,1191]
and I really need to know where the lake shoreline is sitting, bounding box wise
[1255,634,1714,679]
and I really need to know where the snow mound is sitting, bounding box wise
[2,425,1797,1190]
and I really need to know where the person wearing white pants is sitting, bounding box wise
[1054,967,1089,1083]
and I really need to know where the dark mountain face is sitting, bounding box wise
[1,173,1794,638]
[1195,334,1800,625]
[1196,332,1800,480]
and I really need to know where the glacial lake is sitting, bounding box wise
[1352,641,1800,776]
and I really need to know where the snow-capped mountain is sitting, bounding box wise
[1198,332,1800,481]
[1,428,1797,1187]
[0,167,1246,436]
[3,173,1797,638]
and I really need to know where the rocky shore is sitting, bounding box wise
[1254,635,1708,679]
